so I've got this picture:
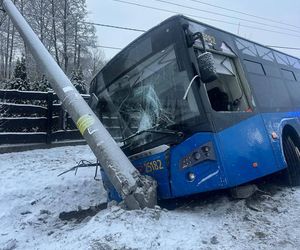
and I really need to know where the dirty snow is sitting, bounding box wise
[1,145,300,250]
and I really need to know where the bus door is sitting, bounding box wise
[198,50,278,186]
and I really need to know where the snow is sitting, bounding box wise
[0,89,48,95]
[1,145,300,249]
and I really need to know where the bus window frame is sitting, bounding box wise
[194,47,255,113]
[190,45,258,132]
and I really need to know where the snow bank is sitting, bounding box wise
[1,145,300,249]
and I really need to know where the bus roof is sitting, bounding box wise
[182,15,300,60]
[93,15,299,81]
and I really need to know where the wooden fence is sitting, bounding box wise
[0,89,90,145]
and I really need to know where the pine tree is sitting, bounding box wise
[71,67,87,94]
[14,55,27,81]
[6,55,29,90]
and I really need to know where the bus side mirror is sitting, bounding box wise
[197,52,218,83]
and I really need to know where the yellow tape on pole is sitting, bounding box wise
[76,114,95,135]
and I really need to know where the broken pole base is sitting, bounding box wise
[124,175,157,210]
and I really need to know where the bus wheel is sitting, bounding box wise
[283,135,300,186]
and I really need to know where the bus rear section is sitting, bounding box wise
[90,15,300,201]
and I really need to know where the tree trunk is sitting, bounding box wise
[20,0,29,73]
[39,0,44,43]
[4,17,11,79]
[51,0,60,66]
[74,22,78,68]
[77,44,81,69]
[63,0,68,73]
[8,24,15,79]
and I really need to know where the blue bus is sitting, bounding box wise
[89,15,300,201]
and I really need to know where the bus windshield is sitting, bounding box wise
[98,45,200,145]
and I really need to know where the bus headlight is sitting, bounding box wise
[187,172,196,182]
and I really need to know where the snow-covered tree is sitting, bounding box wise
[14,55,27,81]
[5,55,29,91]
[0,0,104,83]
[71,67,87,94]
[30,75,51,92]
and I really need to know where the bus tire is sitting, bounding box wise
[283,135,300,186]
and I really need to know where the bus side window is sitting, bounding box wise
[207,87,229,111]
[205,54,250,112]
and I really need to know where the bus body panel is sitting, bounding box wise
[216,114,279,187]
[131,151,172,199]
[167,115,280,198]
[169,132,225,197]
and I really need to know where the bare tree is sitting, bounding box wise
[0,0,104,84]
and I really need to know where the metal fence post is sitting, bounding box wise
[46,91,53,144]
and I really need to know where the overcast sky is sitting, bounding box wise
[86,0,300,60]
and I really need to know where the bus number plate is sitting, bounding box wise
[144,160,163,173]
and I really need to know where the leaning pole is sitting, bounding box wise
[0,0,157,209]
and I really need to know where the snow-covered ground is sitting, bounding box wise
[1,145,300,250]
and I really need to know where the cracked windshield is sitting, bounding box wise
[99,45,199,143]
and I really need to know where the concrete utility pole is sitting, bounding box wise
[1,0,157,210]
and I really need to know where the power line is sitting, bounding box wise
[17,11,146,33]
[188,0,300,30]
[111,0,300,38]
[83,21,146,33]
[152,0,300,34]
[22,11,146,33]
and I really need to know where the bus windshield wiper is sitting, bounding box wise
[122,125,184,143]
